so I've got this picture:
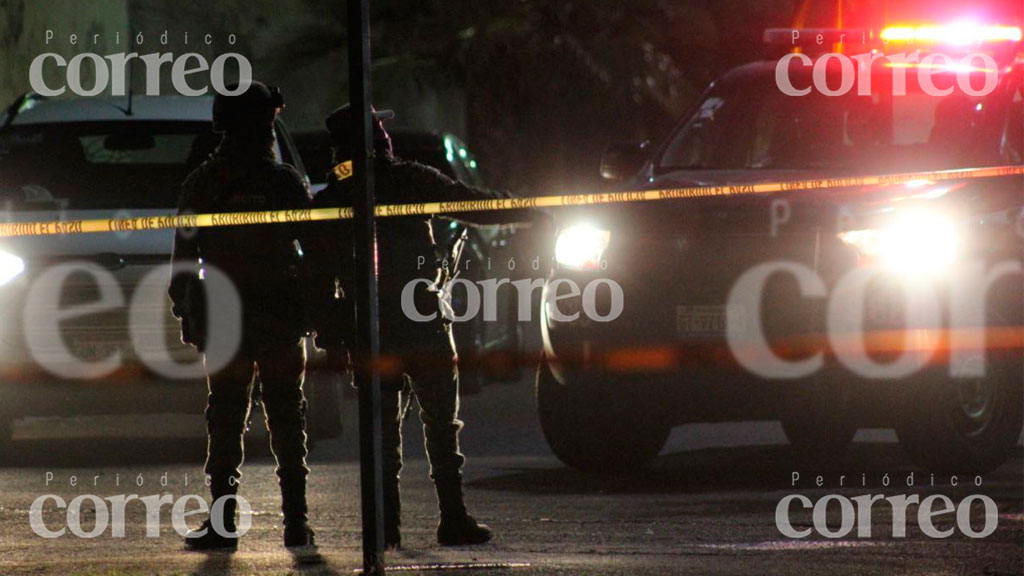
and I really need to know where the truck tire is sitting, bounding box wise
[896,357,1022,474]
[896,288,1023,474]
[536,357,670,473]
[305,369,343,440]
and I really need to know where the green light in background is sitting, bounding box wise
[444,137,455,163]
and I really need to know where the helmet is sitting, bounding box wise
[212,81,285,134]
[325,104,395,156]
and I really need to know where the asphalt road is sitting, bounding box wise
[0,378,1021,576]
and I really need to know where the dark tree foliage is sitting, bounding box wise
[274,0,796,192]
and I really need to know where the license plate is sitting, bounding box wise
[676,305,747,337]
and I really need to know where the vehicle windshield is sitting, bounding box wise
[657,68,1017,173]
[392,134,486,188]
[0,121,221,211]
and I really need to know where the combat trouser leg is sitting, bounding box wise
[380,379,409,548]
[187,355,253,550]
[203,355,253,516]
[257,342,315,547]
[406,324,491,545]
[406,325,465,483]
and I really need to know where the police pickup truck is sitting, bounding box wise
[538,25,1023,473]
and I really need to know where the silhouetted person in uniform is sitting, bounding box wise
[309,104,544,548]
[169,81,316,551]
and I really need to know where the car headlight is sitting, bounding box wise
[0,250,25,286]
[838,210,961,278]
[555,224,610,271]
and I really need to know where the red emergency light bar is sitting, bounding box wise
[766,24,1022,48]
[881,24,1021,44]
[883,61,997,73]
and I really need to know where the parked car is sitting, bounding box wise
[0,93,343,448]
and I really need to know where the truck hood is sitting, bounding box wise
[567,167,1019,235]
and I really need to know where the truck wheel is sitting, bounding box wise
[536,357,670,473]
[781,381,857,460]
[305,370,343,440]
[897,356,1022,474]
[897,290,1023,475]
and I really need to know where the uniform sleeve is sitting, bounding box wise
[282,165,314,206]
[168,175,202,317]
[395,161,547,227]
[273,165,316,267]
[273,166,350,346]
[276,165,313,229]
[305,187,354,349]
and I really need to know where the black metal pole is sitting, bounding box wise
[347,0,385,573]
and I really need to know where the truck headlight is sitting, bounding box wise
[555,224,610,271]
[839,210,961,278]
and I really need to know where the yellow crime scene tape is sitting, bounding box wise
[0,163,1020,239]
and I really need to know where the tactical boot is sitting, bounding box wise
[284,521,316,548]
[281,478,316,548]
[186,480,239,551]
[435,479,492,546]
[185,519,239,551]
[383,479,402,549]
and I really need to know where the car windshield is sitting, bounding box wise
[0,121,220,211]
[657,69,1009,173]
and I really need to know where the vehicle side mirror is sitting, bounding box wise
[600,140,651,181]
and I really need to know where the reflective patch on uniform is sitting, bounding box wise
[333,160,353,181]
